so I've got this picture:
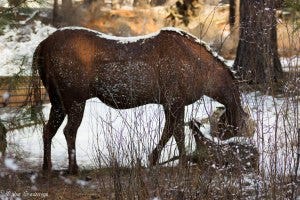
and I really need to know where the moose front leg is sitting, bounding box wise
[149,106,186,166]
[172,108,186,165]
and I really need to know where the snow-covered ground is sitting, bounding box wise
[0,21,299,178]
[4,96,224,169]
[245,92,299,176]
[3,93,298,177]
[0,0,56,8]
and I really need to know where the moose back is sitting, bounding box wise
[33,27,251,174]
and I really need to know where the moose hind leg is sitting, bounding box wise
[43,106,66,172]
[64,102,85,174]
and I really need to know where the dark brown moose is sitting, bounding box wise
[32,27,251,174]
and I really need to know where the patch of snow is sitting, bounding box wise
[4,158,19,171]
[199,124,251,146]
[151,197,161,200]
[244,92,298,176]
[60,26,161,44]
[0,0,9,7]
[59,175,72,184]
[30,172,38,184]
[76,179,89,187]
[31,185,38,191]
[225,57,300,72]
[0,194,22,200]
[2,91,10,101]
[280,56,300,72]
[89,184,97,189]
[0,21,56,76]
[0,0,52,8]
[19,11,39,25]
[191,116,252,146]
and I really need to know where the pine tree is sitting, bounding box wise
[233,0,283,84]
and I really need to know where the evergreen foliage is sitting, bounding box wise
[284,0,300,30]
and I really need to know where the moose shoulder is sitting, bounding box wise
[33,27,251,174]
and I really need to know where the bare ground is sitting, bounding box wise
[0,165,260,200]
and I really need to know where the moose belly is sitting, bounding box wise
[96,89,155,109]
[95,82,158,109]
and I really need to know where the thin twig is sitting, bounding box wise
[294,128,300,182]
[292,128,300,199]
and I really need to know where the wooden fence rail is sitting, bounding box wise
[0,76,49,108]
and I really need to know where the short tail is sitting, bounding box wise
[31,42,65,114]
[31,43,43,107]
[29,43,45,124]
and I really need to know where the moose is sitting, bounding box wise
[32,27,252,174]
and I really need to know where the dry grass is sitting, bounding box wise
[0,165,256,199]
[0,160,297,199]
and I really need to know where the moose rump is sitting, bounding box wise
[33,27,251,174]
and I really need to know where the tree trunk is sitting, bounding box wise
[62,0,73,20]
[233,0,283,84]
[52,0,58,25]
[229,0,236,29]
